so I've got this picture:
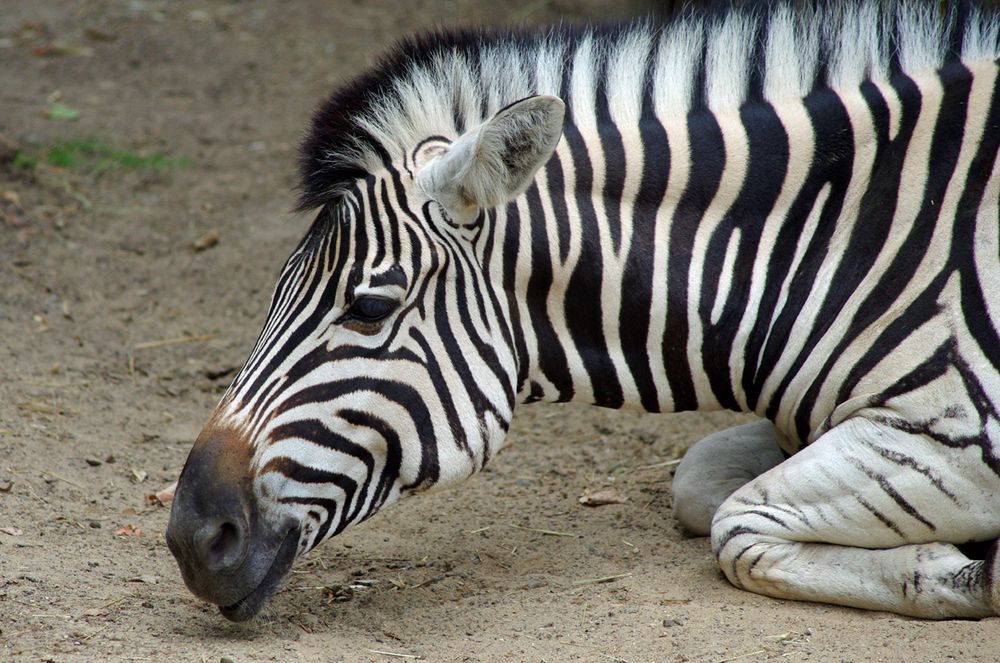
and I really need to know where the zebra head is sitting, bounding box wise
[165,95,565,621]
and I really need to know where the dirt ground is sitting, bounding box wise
[2,1,999,661]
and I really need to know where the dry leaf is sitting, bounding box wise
[114,524,142,538]
[147,483,175,506]
[83,27,117,42]
[578,489,628,507]
[192,230,219,251]
[128,574,159,584]
[17,400,58,414]
[33,42,94,58]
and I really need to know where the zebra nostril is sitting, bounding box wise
[209,522,237,560]
[197,519,247,572]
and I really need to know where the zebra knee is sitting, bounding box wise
[673,468,748,536]
[672,421,785,536]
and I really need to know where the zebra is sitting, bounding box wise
[165,1,1000,622]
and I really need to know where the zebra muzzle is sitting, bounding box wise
[165,427,301,620]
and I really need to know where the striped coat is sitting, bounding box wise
[166,1,1000,621]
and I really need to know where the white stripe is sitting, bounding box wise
[711,228,741,326]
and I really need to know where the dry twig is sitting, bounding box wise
[571,572,632,587]
[510,523,577,538]
[366,649,422,660]
[133,333,218,351]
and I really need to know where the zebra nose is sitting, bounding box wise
[165,426,258,605]
[193,516,248,573]
[165,482,251,579]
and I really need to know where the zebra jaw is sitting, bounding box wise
[217,527,300,622]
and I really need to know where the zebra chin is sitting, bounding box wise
[165,426,303,622]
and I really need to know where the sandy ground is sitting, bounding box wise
[1,1,999,661]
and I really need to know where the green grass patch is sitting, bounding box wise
[13,138,188,173]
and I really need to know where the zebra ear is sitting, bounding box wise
[417,95,565,224]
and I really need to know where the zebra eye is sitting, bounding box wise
[350,296,396,322]
[337,296,397,335]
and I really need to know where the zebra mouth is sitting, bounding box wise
[218,526,300,622]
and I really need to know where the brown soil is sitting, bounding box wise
[1,1,997,661]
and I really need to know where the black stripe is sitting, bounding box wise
[501,201,530,394]
[620,82,669,412]
[955,65,1000,375]
[279,376,440,490]
[662,107,726,411]
[845,456,937,531]
[544,150,572,263]
[525,167,577,402]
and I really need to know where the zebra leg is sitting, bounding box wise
[711,416,1000,618]
[672,420,786,536]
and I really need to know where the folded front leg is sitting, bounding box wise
[711,417,1000,618]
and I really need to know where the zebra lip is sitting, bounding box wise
[218,526,299,622]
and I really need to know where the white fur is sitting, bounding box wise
[705,11,756,112]
[653,16,704,120]
[963,4,1000,62]
[764,5,819,103]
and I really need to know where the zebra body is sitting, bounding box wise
[165,1,1000,621]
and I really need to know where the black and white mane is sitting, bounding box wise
[298,0,1000,210]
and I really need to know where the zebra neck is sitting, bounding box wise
[494,65,903,418]
[492,107,771,415]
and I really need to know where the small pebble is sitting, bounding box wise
[85,458,102,467]
[220,658,236,663]
[89,521,101,529]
